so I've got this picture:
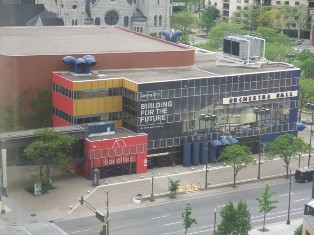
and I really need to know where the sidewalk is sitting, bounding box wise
[0,154,307,234]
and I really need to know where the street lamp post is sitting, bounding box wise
[204,114,216,188]
[253,107,270,179]
[213,207,217,235]
[150,173,155,202]
[309,114,314,168]
[283,164,292,225]
[105,190,109,235]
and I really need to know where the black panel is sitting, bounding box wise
[223,39,232,54]
[231,41,240,56]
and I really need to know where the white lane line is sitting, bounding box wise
[163,221,181,226]
[70,229,92,234]
[22,227,32,235]
[251,211,303,223]
[295,198,310,202]
[152,214,170,220]
[50,223,69,234]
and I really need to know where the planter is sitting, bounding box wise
[133,194,143,204]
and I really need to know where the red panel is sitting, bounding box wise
[52,91,73,115]
[136,152,148,174]
[52,73,73,90]
[52,115,71,127]
[83,134,148,178]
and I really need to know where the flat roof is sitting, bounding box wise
[0,125,87,141]
[57,52,298,84]
[0,26,189,56]
[87,128,147,141]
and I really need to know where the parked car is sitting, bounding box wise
[295,168,314,183]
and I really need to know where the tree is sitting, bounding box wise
[219,144,255,187]
[200,5,220,31]
[170,10,199,32]
[294,5,309,39]
[24,128,77,182]
[207,22,243,51]
[168,178,181,198]
[230,4,263,30]
[216,200,251,235]
[182,203,197,235]
[264,134,306,177]
[298,78,314,122]
[298,56,314,78]
[256,184,279,231]
[294,224,303,235]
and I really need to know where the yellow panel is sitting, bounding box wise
[98,98,106,113]
[75,82,85,91]
[112,96,122,112]
[84,99,92,115]
[105,97,113,112]
[91,98,99,114]
[99,80,107,89]
[105,79,113,88]
[112,78,122,87]
[74,100,84,116]
[91,81,98,89]
[84,81,92,90]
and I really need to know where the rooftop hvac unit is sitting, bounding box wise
[223,35,264,61]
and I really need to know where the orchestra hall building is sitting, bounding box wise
[0,27,300,179]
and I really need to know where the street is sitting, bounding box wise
[56,180,311,235]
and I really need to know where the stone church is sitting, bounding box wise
[36,0,171,37]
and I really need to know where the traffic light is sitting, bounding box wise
[79,196,84,205]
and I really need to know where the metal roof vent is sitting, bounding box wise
[63,55,97,74]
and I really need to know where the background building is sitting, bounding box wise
[35,0,171,36]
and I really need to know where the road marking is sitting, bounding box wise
[70,228,92,234]
[295,198,310,202]
[50,223,69,235]
[251,211,303,223]
[163,221,181,226]
[152,214,170,220]
[22,227,32,235]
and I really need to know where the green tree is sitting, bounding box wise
[168,178,181,198]
[207,22,243,51]
[200,5,220,31]
[256,184,279,231]
[30,89,52,127]
[217,200,251,235]
[170,10,199,32]
[219,144,255,187]
[298,56,314,78]
[182,203,197,235]
[24,128,77,181]
[264,134,304,177]
[294,224,303,235]
[298,78,314,122]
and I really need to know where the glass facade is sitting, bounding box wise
[122,70,300,151]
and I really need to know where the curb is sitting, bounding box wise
[141,173,292,202]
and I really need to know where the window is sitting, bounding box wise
[159,15,162,26]
[140,27,143,33]
[72,4,77,10]
[276,1,280,4]
[285,1,289,4]
[237,0,241,2]
[105,10,119,25]
[154,15,157,26]
[295,1,299,5]
[124,16,129,27]
[244,0,249,2]
[237,6,241,9]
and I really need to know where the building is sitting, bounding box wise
[51,28,300,178]
[303,199,314,235]
[0,26,301,179]
[35,0,171,36]
[0,3,64,26]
